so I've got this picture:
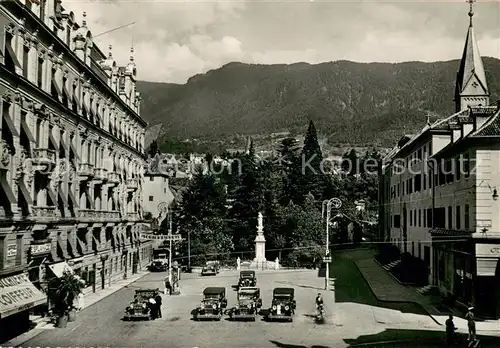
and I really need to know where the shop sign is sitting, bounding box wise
[30,243,51,256]
[6,244,17,257]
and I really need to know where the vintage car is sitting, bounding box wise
[124,288,159,320]
[193,287,228,320]
[207,261,220,273]
[201,264,217,276]
[238,270,256,288]
[266,287,296,322]
[226,287,262,321]
[149,259,168,272]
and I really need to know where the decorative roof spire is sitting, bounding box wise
[426,113,431,126]
[108,45,112,58]
[130,46,134,62]
[82,11,87,27]
[454,0,489,112]
[467,0,475,27]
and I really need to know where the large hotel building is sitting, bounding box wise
[379,7,500,318]
[0,0,154,336]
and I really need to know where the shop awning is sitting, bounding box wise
[48,261,74,278]
[0,273,46,319]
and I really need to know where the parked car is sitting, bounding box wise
[238,270,256,288]
[226,287,262,321]
[265,287,296,322]
[124,288,159,320]
[149,260,167,272]
[193,287,228,320]
[201,264,217,276]
[206,260,220,273]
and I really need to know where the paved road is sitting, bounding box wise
[17,269,457,348]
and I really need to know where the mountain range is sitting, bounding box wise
[137,58,500,149]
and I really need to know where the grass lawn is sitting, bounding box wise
[328,248,427,315]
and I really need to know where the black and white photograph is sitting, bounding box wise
[0,0,500,347]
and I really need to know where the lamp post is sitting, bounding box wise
[322,200,328,224]
[324,197,342,291]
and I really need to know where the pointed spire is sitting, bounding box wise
[454,0,489,112]
[82,11,87,27]
[108,45,113,58]
[468,0,475,27]
[130,46,134,62]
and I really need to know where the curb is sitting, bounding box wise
[353,261,442,326]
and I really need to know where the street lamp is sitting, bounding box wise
[324,197,342,291]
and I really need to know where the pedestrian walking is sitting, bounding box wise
[154,291,163,319]
[445,314,457,346]
[165,278,172,295]
[75,292,84,311]
[465,307,476,342]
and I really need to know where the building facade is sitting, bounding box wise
[0,0,154,337]
[380,6,500,318]
[143,154,175,226]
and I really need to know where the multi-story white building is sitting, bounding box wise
[0,0,154,337]
[380,6,500,318]
[143,154,175,226]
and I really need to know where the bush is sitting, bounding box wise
[282,245,323,268]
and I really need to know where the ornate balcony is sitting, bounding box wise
[107,171,120,184]
[126,178,138,190]
[79,209,121,222]
[78,163,94,178]
[32,206,57,219]
[32,148,56,166]
[127,211,139,221]
[93,167,108,181]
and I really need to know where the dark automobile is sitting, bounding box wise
[193,287,228,320]
[226,287,262,321]
[266,287,296,322]
[206,261,220,273]
[124,288,159,320]
[238,270,256,288]
[149,260,167,272]
[201,265,217,276]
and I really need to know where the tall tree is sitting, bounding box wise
[277,137,302,205]
[300,120,327,202]
[176,170,233,265]
[229,150,264,255]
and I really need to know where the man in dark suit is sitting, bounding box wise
[154,292,163,319]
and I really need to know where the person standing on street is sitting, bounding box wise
[465,307,476,342]
[154,291,163,319]
[445,314,457,346]
[165,277,172,295]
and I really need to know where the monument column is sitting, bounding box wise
[254,212,267,268]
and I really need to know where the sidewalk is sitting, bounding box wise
[5,271,151,347]
[355,258,500,334]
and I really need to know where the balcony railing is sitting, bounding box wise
[79,209,121,221]
[32,206,57,219]
[32,149,56,165]
[127,211,139,221]
[107,172,120,183]
[126,178,138,190]
[93,167,108,180]
[78,163,95,177]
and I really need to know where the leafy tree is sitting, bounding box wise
[175,170,232,265]
[228,150,264,255]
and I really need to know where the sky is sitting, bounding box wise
[66,0,500,84]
